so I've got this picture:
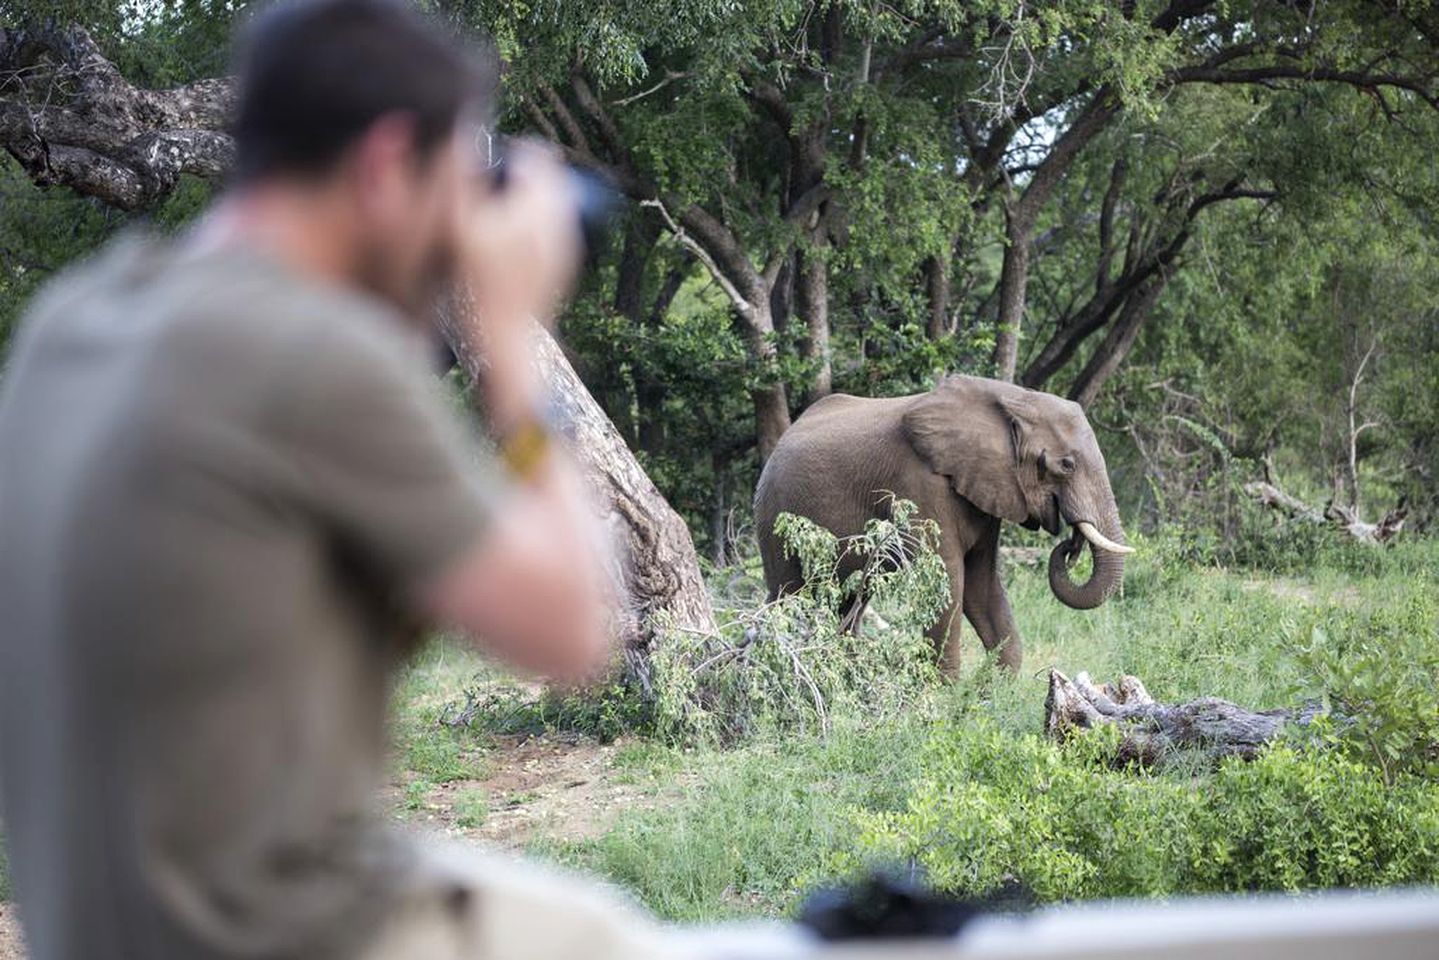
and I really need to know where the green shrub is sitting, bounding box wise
[848,718,1439,902]
[645,498,950,743]
[1289,593,1439,780]
[438,498,951,745]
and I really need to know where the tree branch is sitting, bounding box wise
[0,23,235,208]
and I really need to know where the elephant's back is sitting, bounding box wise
[773,392,915,454]
[754,392,918,527]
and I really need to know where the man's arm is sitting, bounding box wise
[418,456,612,684]
[417,139,614,684]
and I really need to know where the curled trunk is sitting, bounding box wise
[1048,509,1127,610]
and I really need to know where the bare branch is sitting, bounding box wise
[609,70,689,108]
[641,197,754,319]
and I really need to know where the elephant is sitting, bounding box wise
[753,374,1133,674]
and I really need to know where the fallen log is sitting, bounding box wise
[1244,481,1407,545]
[1044,670,1325,766]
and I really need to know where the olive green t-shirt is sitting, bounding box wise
[0,235,495,960]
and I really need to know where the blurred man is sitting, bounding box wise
[0,2,664,958]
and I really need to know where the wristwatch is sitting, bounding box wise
[498,417,553,483]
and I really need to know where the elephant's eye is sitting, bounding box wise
[1041,451,1077,480]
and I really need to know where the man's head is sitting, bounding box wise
[231,0,496,315]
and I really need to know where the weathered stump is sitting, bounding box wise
[1044,670,1325,765]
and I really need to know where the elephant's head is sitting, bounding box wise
[902,375,1133,610]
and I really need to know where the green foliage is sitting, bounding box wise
[646,498,949,743]
[849,720,1439,901]
[1290,594,1439,781]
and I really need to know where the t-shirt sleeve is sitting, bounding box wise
[281,311,501,592]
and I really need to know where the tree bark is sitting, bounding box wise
[1245,481,1407,544]
[1045,670,1325,766]
[925,253,952,341]
[1067,274,1168,407]
[0,23,718,660]
[796,240,831,403]
[0,24,235,210]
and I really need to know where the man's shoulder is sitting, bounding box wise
[14,231,430,418]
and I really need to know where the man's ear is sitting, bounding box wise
[349,112,421,211]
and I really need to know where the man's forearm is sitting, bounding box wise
[477,315,548,435]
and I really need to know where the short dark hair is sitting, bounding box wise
[230,0,496,183]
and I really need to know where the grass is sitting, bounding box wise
[390,640,495,785]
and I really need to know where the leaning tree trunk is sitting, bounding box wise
[1045,670,1325,766]
[441,314,717,668]
[0,22,718,664]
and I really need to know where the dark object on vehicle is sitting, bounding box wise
[797,870,987,941]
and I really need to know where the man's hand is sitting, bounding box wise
[463,138,582,328]
[457,138,583,433]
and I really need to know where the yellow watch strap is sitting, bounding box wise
[498,419,552,483]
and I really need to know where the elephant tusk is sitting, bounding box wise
[1076,521,1135,555]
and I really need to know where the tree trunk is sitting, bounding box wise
[1245,481,1407,544]
[1067,274,1168,407]
[752,380,792,464]
[796,241,831,403]
[990,94,1119,382]
[925,254,951,342]
[1045,670,1325,766]
[0,23,719,666]
[992,211,1031,382]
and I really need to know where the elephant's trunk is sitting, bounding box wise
[1048,505,1127,610]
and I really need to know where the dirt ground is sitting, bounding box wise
[0,733,669,959]
[388,732,686,848]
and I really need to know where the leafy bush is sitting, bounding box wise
[438,498,951,745]
[645,498,950,743]
[848,718,1439,902]
[1289,593,1439,780]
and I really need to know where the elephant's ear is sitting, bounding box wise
[902,376,1033,525]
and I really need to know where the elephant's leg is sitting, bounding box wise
[961,521,1023,672]
[838,594,870,634]
[927,538,966,677]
